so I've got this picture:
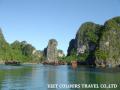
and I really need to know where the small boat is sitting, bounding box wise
[71,61,77,69]
[5,61,21,66]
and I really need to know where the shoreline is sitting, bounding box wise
[0,61,5,64]
[0,60,120,69]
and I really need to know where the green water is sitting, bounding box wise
[0,64,120,90]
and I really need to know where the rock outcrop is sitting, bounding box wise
[95,17,120,67]
[32,50,43,62]
[46,39,58,63]
[43,39,65,65]
[57,49,65,57]
[67,39,76,56]
[76,22,101,65]
[67,22,101,65]
[67,16,120,67]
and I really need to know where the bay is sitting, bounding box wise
[0,64,120,90]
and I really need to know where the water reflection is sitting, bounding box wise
[0,64,120,90]
[68,66,120,90]
[0,64,33,90]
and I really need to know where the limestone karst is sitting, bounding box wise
[43,39,65,63]
[95,16,120,67]
[1,16,120,67]
[46,39,58,63]
[67,16,120,67]
[0,29,42,62]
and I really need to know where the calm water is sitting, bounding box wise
[0,64,120,90]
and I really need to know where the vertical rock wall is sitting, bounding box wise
[46,39,58,63]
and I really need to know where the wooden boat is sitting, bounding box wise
[71,61,77,69]
[5,61,21,66]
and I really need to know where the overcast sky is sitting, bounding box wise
[0,0,120,54]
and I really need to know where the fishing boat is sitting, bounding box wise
[5,61,21,66]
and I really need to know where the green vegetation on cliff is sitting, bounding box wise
[67,16,120,67]
[95,17,120,67]
[67,22,101,64]
[0,29,43,63]
[1,16,120,67]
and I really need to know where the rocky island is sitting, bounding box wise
[43,39,65,65]
[0,16,120,68]
[0,28,43,64]
[67,16,120,68]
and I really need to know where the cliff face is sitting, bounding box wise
[46,39,58,62]
[95,17,120,67]
[43,39,65,63]
[67,16,120,67]
[67,39,76,56]
[67,22,101,65]
[76,22,101,64]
